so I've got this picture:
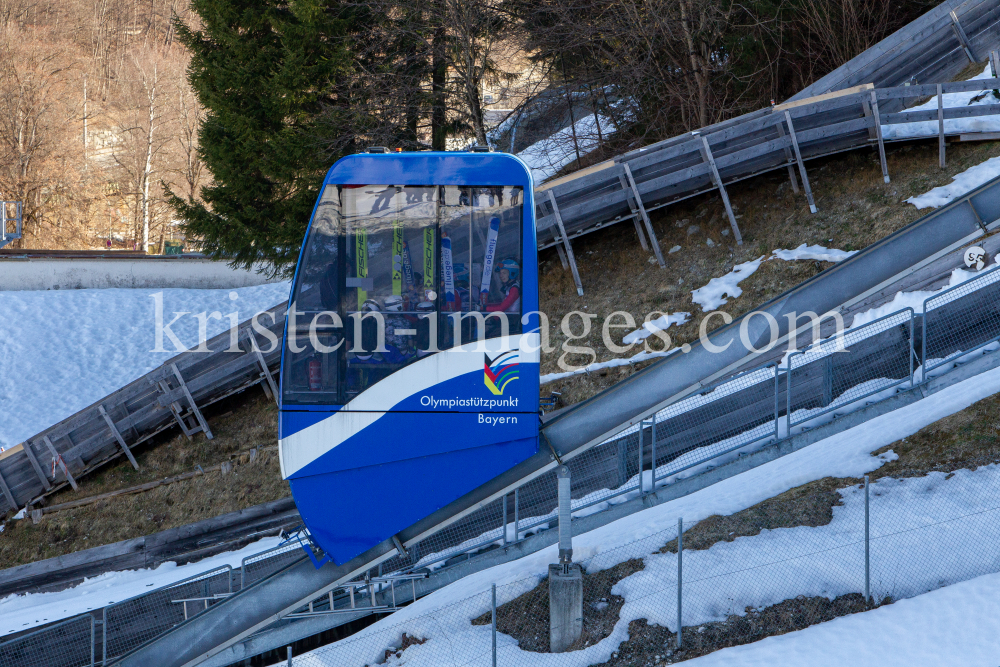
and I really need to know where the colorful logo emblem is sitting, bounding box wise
[484,351,519,395]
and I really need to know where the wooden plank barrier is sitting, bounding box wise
[536,70,1000,287]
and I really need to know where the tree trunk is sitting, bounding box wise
[431,19,447,151]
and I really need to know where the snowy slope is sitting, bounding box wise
[297,359,1000,666]
[0,283,291,451]
[686,570,1000,667]
[0,536,282,637]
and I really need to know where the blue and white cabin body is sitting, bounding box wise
[279,152,540,565]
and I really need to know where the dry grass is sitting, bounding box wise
[472,559,646,652]
[593,593,886,665]
[538,138,1000,407]
[0,389,289,569]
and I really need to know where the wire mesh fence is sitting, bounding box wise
[923,265,1000,375]
[289,466,1000,667]
[0,616,94,667]
[242,540,307,588]
[102,565,232,663]
[787,309,914,429]
[390,275,996,583]
[648,364,780,483]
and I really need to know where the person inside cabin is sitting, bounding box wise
[484,258,520,339]
[485,258,521,313]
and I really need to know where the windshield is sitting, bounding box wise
[283,184,524,406]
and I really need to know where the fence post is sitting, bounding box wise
[638,419,645,493]
[502,494,508,546]
[865,475,870,605]
[937,84,946,169]
[102,607,107,665]
[677,517,683,649]
[287,645,293,666]
[90,615,96,667]
[909,311,915,389]
[650,413,657,489]
[775,365,783,440]
[492,583,497,667]
[869,91,890,184]
[514,489,519,543]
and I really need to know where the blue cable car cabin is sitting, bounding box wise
[279,152,540,566]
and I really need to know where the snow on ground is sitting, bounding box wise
[691,256,764,311]
[517,114,613,183]
[882,64,1000,141]
[622,312,691,345]
[539,348,679,385]
[298,358,1000,667]
[687,570,1000,667]
[0,536,282,636]
[770,244,858,263]
[0,283,291,451]
[690,243,857,311]
[907,155,1000,209]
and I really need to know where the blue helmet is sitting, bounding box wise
[497,258,519,280]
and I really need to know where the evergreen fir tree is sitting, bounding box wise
[170,0,356,276]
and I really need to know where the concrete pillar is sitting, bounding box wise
[549,563,583,652]
[550,465,582,652]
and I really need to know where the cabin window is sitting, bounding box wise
[283,184,523,406]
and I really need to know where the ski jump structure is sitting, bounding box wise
[4,1,1000,664]
[2,0,1000,521]
[99,165,1000,667]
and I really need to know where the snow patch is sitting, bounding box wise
[0,536,283,636]
[882,64,1000,142]
[691,257,764,311]
[907,155,1000,209]
[771,244,858,263]
[622,312,691,345]
[540,348,680,385]
[516,114,613,183]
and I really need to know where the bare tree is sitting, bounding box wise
[110,49,174,252]
[0,28,80,247]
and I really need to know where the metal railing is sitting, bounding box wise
[7,271,1000,666]
[0,616,94,667]
[788,309,915,429]
[11,261,1000,666]
[102,565,232,664]
[923,265,1000,375]
[241,541,304,589]
[380,271,995,581]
